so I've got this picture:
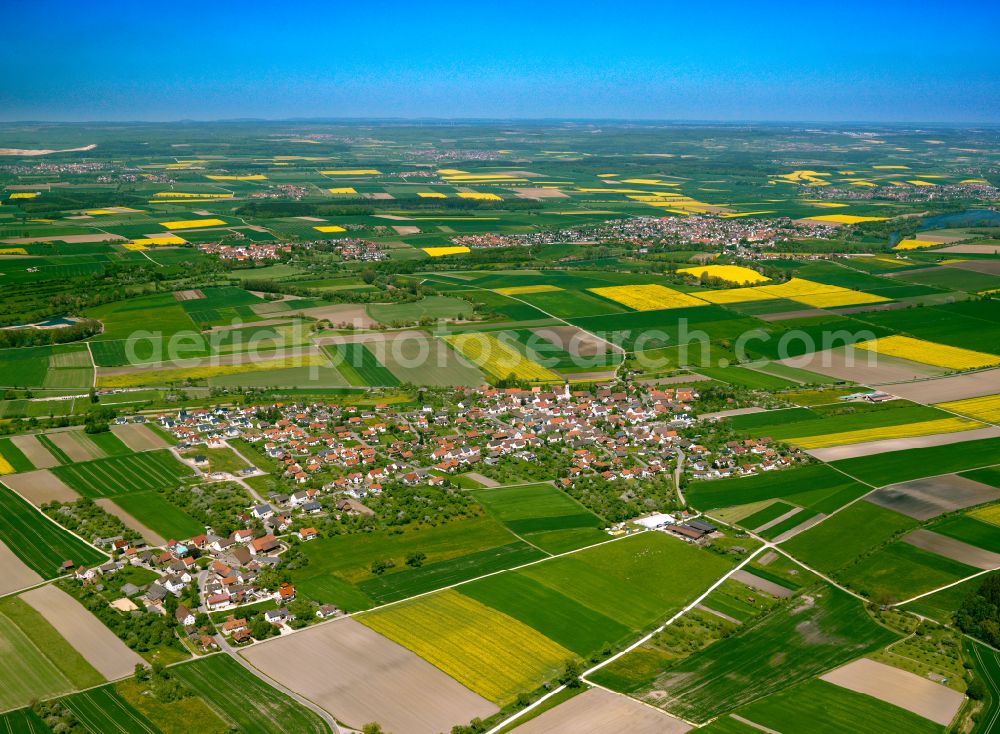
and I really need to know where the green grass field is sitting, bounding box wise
[902,572,992,623]
[458,571,633,656]
[293,514,529,610]
[62,685,161,734]
[0,708,50,733]
[832,437,1000,486]
[0,483,106,576]
[695,366,799,390]
[52,450,193,498]
[171,654,329,734]
[323,342,400,386]
[738,501,797,530]
[0,437,34,473]
[781,501,918,575]
[930,515,1000,554]
[687,464,870,514]
[470,483,608,553]
[520,532,733,631]
[966,638,1000,734]
[728,678,943,734]
[604,585,899,723]
[839,540,980,602]
[111,491,204,540]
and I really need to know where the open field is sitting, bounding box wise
[95,497,169,547]
[62,686,162,734]
[864,474,1000,520]
[856,335,1000,370]
[444,332,560,383]
[840,540,979,601]
[241,617,496,734]
[726,678,945,734]
[789,416,983,449]
[171,654,329,734]
[21,584,146,680]
[807,426,1000,461]
[110,423,170,451]
[821,658,963,726]
[519,532,733,631]
[613,586,899,722]
[470,483,608,553]
[876,367,1000,403]
[0,469,78,505]
[0,483,105,577]
[0,541,42,596]
[360,589,572,705]
[831,436,1000,486]
[512,687,691,734]
[9,434,58,469]
[52,450,194,498]
[903,528,1000,569]
[687,464,869,514]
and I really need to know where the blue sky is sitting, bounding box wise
[2,0,998,122]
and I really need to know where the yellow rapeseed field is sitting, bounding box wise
[205,175,267,181]
[9,192,38,199]
[589,284,708,311]
[359,590,571,705]
[805,214,889,224]
[159,218,227,230]
[893,239,938,250]
[417,192,448,198]
[314,225,346,233]
[423,246,471,257]
[445,332,559,382]
[0,454,14,475]
[969,505,1000,527]
[935,393,1000,423]
[458,192,502,201]
[320,169,381,175]
[133,236,186,246]
[677,265,770,285]
[327,188,357,195]
[790,417,983,449]
[790,290,889,308]
[493,285,564,296]
[153,192,231,198]
[855,335,1000,370]
[697,287,776,304]
[0,247,28,255]
[97,354,327,388]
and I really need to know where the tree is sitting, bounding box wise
[362,724,387,734]
[559,658,583,687]
[405,551,426,568]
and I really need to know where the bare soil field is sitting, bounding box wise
[46,430,103,462]
[173,289,205,301]
[3,233,126,245]
[462,472,500,488]
[903,529,1000,570]
[780,347,946,383]
[0,541,43,596]
[241,617,497,734]
[95,499,167,547]
[9,435,58,469]
[1,470,78,505]
[864,475,1000,521]
[757,308,829,322]
[392,225,421,235]
[110,423,170,452]
[515,188,569,200]
[314,329,425,347]
[874,368,1000,402]
[20,584,145,680]
[942,260,1000,276]
[772,513,827,542]
[699,407,767,420]
[532,325,621,357]
[286,304,377,328]
[729,570,793,599]
[807,426,1000,461]
[936,244,1000,254]
[512,687,691,734]
[821,658,964,726]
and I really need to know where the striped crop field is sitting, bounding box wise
[588,284,708,311]
[856,335,1000,371]
[0,484,105,576]
[359,589,571,705]
[936,393,1000,423]
[52,450,194,498]
[444,332,560,383]
[789,417,984,449]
